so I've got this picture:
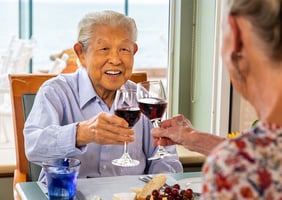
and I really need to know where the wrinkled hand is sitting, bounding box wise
[151,114,194,146]
[160,114,192,128]
[76,112,135,146]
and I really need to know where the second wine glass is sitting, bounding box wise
[137,80,176,160]
[112,88,141,167]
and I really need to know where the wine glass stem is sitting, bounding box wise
[123,142,128,154]
[152,119,167,152]
[152,119,161,128]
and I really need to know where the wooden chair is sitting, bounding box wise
[9,74,56,200]
[130,71,147,83]
[9,72,147,199]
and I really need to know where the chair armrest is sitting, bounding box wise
[13,169,27,200]
[13,169,27,187]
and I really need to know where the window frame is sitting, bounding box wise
[168,0,230,136]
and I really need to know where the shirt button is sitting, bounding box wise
[103,165,106,170]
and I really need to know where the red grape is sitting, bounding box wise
[164,186,172,194]
[173,184,180,190]
[147,184,195,200]
[171,188,179,197]
[185,188,193,198]
[152,189,159,197]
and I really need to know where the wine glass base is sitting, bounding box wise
[112,153,140,167]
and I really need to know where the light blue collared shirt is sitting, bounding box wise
[24,67,183,180]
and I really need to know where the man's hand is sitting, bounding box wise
[76,112,135,146]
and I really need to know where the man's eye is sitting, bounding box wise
[100,47,109,51]
[120,48,130,52]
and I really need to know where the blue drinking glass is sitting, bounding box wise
[43,158,81,200]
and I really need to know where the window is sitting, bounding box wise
[32,0,169,79]
[0,0,18,49]
[169,0,230,135]
[0,0,18,174]
[0,0,170,172]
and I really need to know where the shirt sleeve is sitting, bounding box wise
[24,82,86,164]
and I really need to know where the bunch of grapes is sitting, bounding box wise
[145,183,194,200]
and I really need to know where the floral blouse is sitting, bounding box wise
[202,121,282,200]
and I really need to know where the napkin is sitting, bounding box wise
[112,192,136,200]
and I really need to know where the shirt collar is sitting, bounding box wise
[78,67,98,109]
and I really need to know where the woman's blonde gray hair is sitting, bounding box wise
[77,10,137,51]
[226,0,282,60]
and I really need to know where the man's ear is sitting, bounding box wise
[133,43,138,55]
[73,42,86,66]
[74,42,83,57]
[228,14,242,53]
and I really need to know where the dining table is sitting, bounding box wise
[16,171,202,200]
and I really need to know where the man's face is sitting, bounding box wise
[78,25,138,94]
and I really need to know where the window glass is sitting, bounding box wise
[0,0,18,146]
[128,0,169,69]
[32,0,169,77]
[33,0,124,71]
[0,0,18,49]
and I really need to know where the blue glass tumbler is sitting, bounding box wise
[43,158,81,200]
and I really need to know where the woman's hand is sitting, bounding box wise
[151,114,193,146]
[160,114,192,128]
[151,114,225,156]
[76,112,135,146]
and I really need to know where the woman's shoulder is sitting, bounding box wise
[207,122,282,165]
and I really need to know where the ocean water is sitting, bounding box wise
[0,1,169,71]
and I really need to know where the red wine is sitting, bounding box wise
[138,97,167,120]
[115,107,141,127]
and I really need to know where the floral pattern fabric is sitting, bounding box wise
[202,121,282,200]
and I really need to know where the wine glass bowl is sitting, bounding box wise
[138,97,167,126]
[115,107,140,128]
[137,80,176,160]
[112,88,140,167]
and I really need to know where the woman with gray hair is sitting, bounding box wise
[151,1,282,199]
[24,10,183,180]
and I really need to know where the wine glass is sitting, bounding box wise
[112,88,141,167]
[137,80,177,160]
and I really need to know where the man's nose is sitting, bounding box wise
[108,50,122,65]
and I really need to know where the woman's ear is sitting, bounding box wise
[73,42,86,67]
[228,14,242,53]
